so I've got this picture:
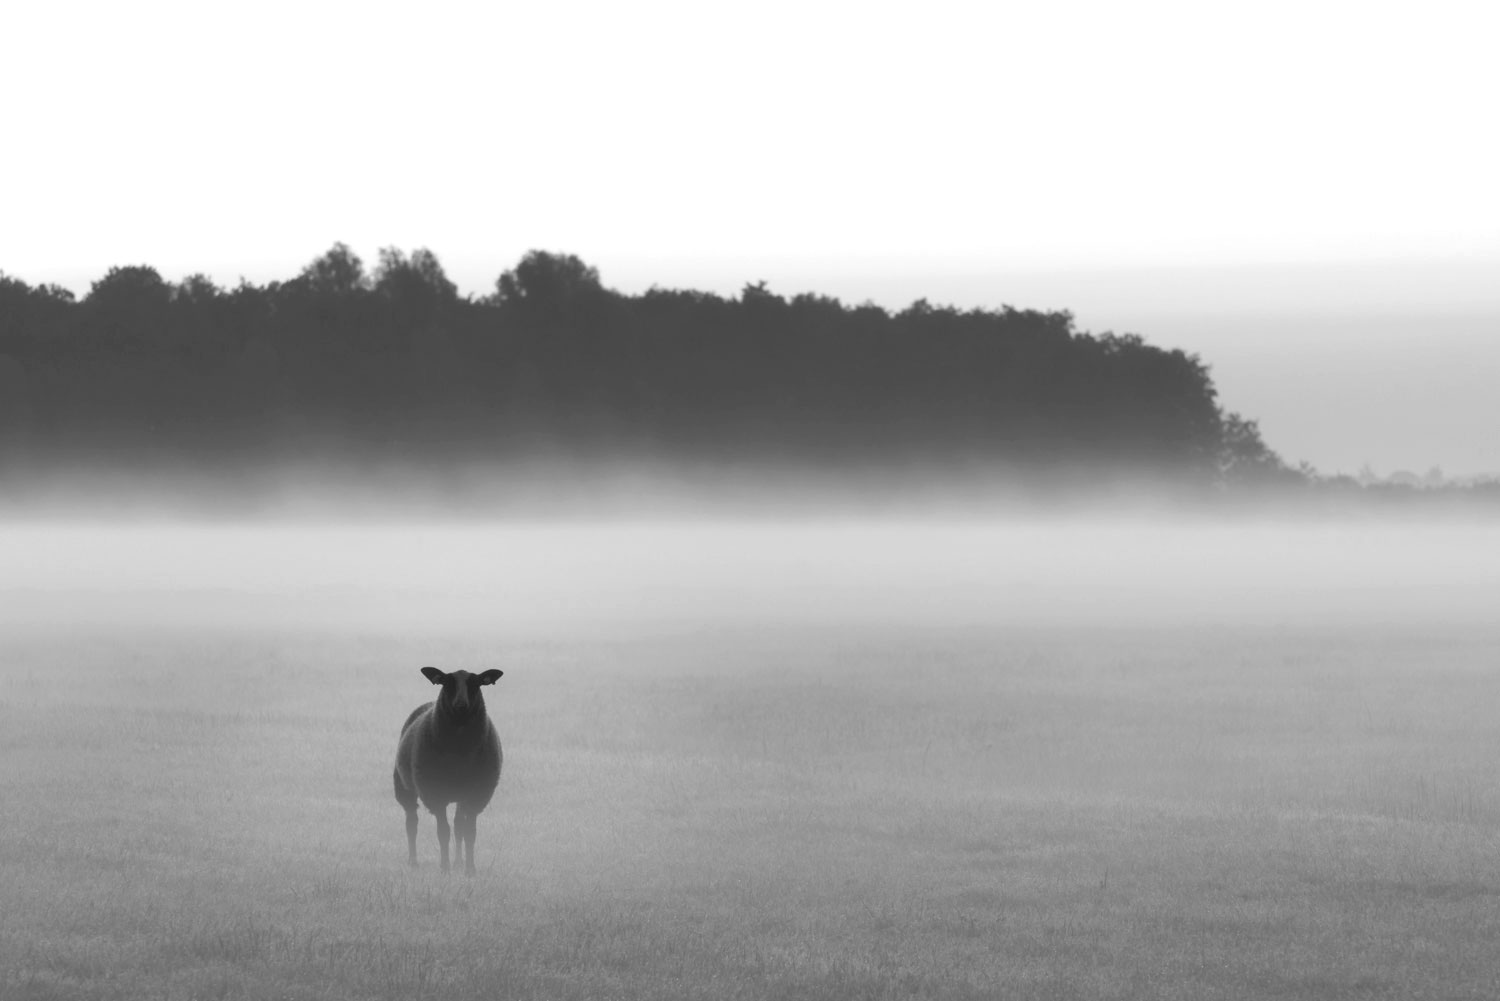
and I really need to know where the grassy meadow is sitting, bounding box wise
[3,522,1500,1000]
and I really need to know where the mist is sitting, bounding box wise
[5,517,1497,635]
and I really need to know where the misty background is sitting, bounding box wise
[5,521,1499,638]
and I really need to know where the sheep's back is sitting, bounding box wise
[400,703,433,736]
[393,703,433,786]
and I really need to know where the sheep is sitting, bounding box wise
[393,666,504,874]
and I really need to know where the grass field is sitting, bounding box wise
[3,522,1500,1000]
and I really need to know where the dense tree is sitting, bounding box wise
[79,266,174,355]
[298,242,368,297]
[493,251,607,319]
[85,265,172,308]
[1216,412,1293,488]
[25,244,1489,511]
[1,273,72,343]
[174,273,223,307]
[373,247,459,330]
[373,247,457,303]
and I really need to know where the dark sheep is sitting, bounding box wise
[393,666,504,874]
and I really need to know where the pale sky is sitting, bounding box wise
[3,0,1497,475]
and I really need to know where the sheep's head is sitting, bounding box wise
[421,666,503,720]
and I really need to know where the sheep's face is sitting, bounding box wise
[422,666,503,721]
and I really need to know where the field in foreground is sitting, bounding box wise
[3,523,1500,999]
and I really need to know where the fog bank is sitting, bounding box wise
[3,521,1495,634]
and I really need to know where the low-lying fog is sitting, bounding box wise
[2,519,1496,632]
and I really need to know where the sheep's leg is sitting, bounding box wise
[434,807,452,873]
[455,809,476,875]
[452,807,468,874]
[404,807,419,867]
[393,767,421,867]
[465,816,479,876]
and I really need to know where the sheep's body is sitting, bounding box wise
[393,667,504,874]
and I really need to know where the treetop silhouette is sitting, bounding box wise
[0,244,1321,502]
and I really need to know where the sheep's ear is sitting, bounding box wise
[420,666,447,685]
[477,669,503,686]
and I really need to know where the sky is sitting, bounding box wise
[3,0,1497,476]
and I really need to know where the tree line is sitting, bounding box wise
[0,243,1348,506]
